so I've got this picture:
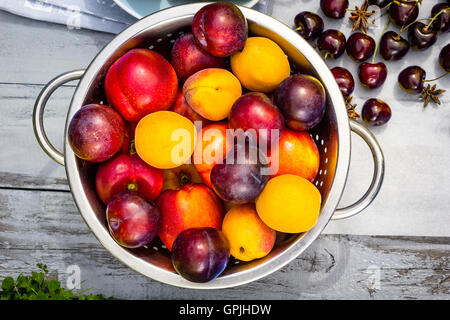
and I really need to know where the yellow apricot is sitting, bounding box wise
[183,68,242,121]
[256,174,321,233]
[135,111,197,169]
[231,37,291,93]
[222,204,276,262]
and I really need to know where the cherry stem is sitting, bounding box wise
[424,72,449,83]
[372,18,390,64]
[425,8,447,31]
[294,26,302,31]
[397,18,431,38]
[324,52,330,61]
[381,1,398,11]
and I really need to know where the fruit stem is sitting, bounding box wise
[397,18,430,37]
[294,26,303,31]
[323,52,330,61]
[179,173,191,186]
[129,140,136,155]
[381,1,398,11]
[424,72,449,83]
[372,18,390,64]
[425,8,447,31]
[127,183,138,192]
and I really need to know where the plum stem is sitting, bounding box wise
[424,72,449,83]
[372,18,390,64]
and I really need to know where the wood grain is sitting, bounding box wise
[0,188,448,299]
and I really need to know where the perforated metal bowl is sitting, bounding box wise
[33,3,384,289]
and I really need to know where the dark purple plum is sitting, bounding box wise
[171,33,226,82]
[331,67,355,97]
[431,3,450,33]
[317,29,347,59]
[380,31,410,61]
[346,32,376,62]
[191,2,248,57]
[389,0,419,27]
[171,227,230,283]
[408,22,437,50]
[274,74,326,131]
[106,192,161,248]
[211,143,269,204]
[358,62,387,89]
[228,92,285,149]
[398,66,426,94]
[294,11,324,41]
[362,99,392,126]
[439,43,450,72]
[320,0,349,19]
[68,104,125,163]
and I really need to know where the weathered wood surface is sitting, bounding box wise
[0,4,449,299]
[0,188,448,299]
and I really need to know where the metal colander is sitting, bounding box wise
[33,3,384,289]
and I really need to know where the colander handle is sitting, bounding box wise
[331,120,385,220]
[33,70,86,167]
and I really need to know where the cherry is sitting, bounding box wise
[358,19,389,89]
[294,12,324,41]
[389,0,419,27]
[317,29,347,59]
[358,62,388,89]
[346,32,376,62]
[431,3,450,33]
[362,99,391,126]
[379,31,410,61]
[320,0,349,19]
[331,67,355,97]
[398,66,426,93]
[439,44,450,72]
[408,21,437,50]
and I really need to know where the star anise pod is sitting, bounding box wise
[348,0,376,33]
[345,96,360,119]
[419,84,446,107]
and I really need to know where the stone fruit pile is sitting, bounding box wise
[67,2,326,283]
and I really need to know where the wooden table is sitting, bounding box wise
[0,6,449,299]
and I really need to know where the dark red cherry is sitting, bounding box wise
[431,3,450,33]
[408,21,437,50]
[358,62,387,89]
[317,29,347,59]
[320,0,349,19]
[369,0,393,7]
[389,0,419,27]
[379,31,410,61]
[439,43,450,72]
[346,32,376,62]
[331,67,355,97]
[362,99,391,126]
[294,11,324,41]
[398,66,426,93]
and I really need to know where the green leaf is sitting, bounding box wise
[47,280,60,294]
[1,277,15,291]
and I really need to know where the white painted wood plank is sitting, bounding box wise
[0,189,448,299]
[0,10,113,84]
